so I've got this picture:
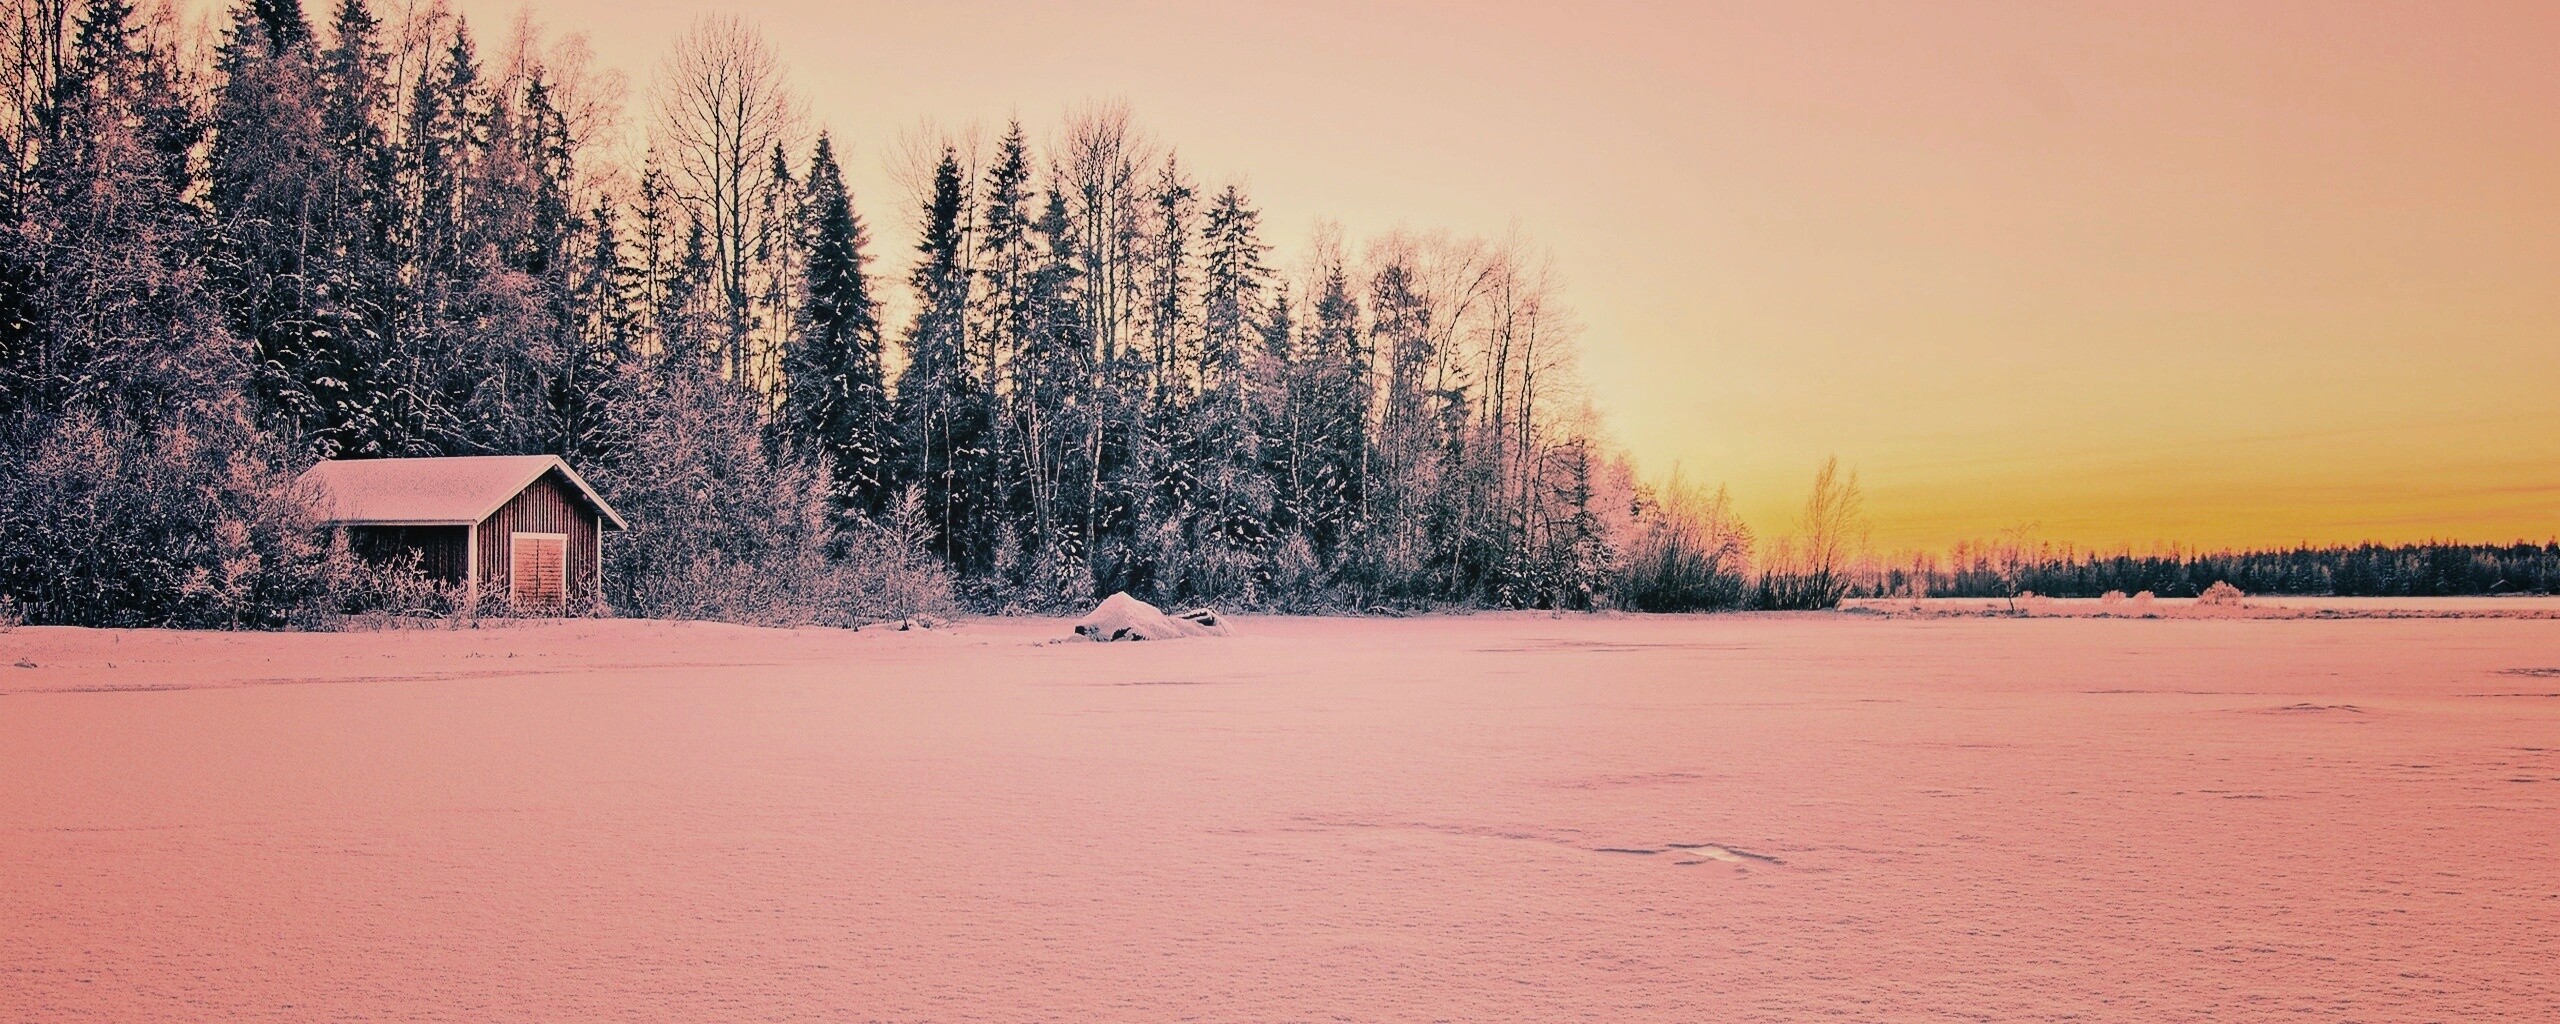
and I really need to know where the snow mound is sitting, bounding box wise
[2197,581,2248,607]
[1072,593,1230,642]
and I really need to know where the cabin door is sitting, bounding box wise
[509,532,568,612]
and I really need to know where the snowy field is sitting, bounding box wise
[5,610,2557,1021]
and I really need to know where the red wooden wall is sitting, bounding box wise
[474,471,602,605]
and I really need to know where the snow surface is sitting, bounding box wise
[4,610,2557,1021]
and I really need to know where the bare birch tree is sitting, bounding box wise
[652,13,799,383]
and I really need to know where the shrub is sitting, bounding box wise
[590,367,958,628]
[0,410,340,628]
[2198,580,2247,607]
[836,487,960,627]
[1752,458,1867,610]
[1612,471,1753,612]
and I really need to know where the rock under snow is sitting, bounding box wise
[1072,592,1230,642]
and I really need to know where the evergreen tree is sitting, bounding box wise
[32,0,237,425]
[1297,263,1369,557]
[307,0,396,454]
[895,148,987,569]
[1013,187,1099,600]
[250,0,311,53]
[560,197,639,468]
[752,141,799,394]
[976,121,1036,381]
[1138,154,1195,387]
[1179,184,1275,599]
[632,158,677,354]
[781,134,892,514]
[208,0,344,447]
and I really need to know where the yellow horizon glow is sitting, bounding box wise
[309,0,2560,551]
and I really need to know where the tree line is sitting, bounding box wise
[1,0,1806,627]
[1879,539,2560,601]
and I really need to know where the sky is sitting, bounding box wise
[416,0,2558,551]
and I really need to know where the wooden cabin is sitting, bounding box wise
[297,455,629,612]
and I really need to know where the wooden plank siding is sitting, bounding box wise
[473,471,601,606]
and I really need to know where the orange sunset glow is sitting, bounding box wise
[394,0,2560,552]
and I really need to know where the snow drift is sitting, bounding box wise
[1071,592,1229,641]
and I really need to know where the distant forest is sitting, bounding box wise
[1881,541,2560,601]
[0,1,2537,629]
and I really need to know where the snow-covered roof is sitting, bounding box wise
[297,455,628,530]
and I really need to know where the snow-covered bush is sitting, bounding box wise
[596,367,953,628]
[836,487,959,627]
[1260,534,1325,611]
[0,411,344,629]
[2198,581,2247,607]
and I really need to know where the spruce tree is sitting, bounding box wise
[1299,264,1369,557]
[561,198,639,468]
[1009,187,1098,601]
[895,148,986,568]
[310,0,396,454]
[1183,184,1276,598]
[250,0,310,53]
[970,122,1037,577]
[208,0,344,448]
[782,134,892,514]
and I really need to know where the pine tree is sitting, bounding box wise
[374,18,490,455]
[208,0,341,447]
[663,214,716,361]
[972,122,1037,572]
[781,134,892,514]
[308,0,396,454]
[1298,263,1369,557]
[895,148,987,569]
[632,158,676,357]
[560,197,638,468]
[19,0,233,427]
[1182,184,1275,599]
[1013,187,1098,600]
[513,75,575,278]
[976,121,1035,382]
[1139,154,1196,389]
[250,0,310,53]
